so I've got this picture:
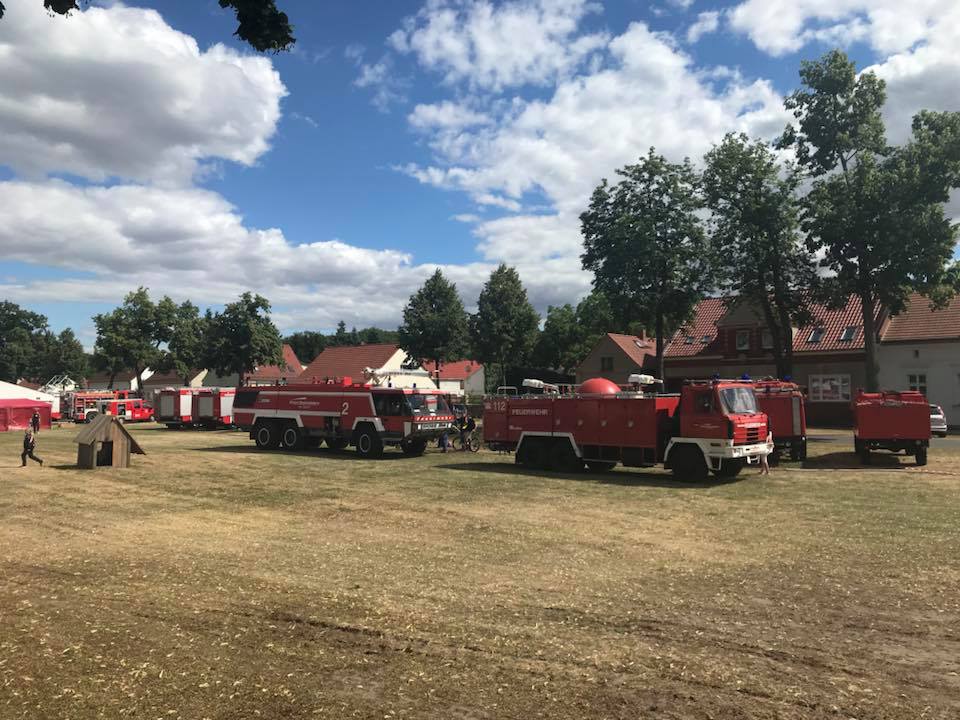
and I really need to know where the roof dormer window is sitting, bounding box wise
[808,327,825,343]
[839,326,858,342]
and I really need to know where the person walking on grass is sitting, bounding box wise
[31,410,41,434]
[21,429,43,468]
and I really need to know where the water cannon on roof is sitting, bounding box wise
[522,378,559,394]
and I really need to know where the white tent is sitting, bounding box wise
[0,380,59,416]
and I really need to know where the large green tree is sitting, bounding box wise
[780,50,960,390]
[35,328,89,382]
[398,270,470,381]
[581,149,712,380]
[92,288,173,391]
[204,292,283,384]
[470,264,541,387]
[0,1,295,53]
[0,301,49,382]
[157,300,207,385]
[702,133,817,379]
[533,290,617,374]
[284,331,326,364]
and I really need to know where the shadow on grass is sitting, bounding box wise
[801,451,909,470]
[435,461,744,489]
[191,445,411,461]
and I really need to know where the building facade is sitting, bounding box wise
[575,333,656,385]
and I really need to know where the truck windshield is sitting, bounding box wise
[404,394,451,416]
[718,387,758,415]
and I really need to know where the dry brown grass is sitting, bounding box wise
[1,424,959,719]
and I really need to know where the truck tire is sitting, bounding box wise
[254,421,280,449]
[281,424,305,450]
[586,460,616,473]
[713,458,744,478]
[551,440,583,473]
[915,446,928,466]
[354,425,383,459]
[400,438,427,456]
[671,445,708,481]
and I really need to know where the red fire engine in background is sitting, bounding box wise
[67,390,152,423]
[853,390,930,465]
[193,388,236,427]
[754,379,807,462]
[233,377,456,457]
[483,375,771,480]
[157,388,196,427]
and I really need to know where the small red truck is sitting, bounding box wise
[853,390,931,465]
[754,379,807,462]
[483,376,771,480]
[68,390,133,423]
[233,377,456,457]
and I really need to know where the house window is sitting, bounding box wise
[600,356,613,372]
[908,373,927,395]
[807,327,825,343]
[809,374,852,402]
[684,335,694,345]
[839,326,858,342]
[761,329,773,350]
[735,330,750,351]
[701,335,711,344]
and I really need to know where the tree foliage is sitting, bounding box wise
[702,133,817,379]
[533,291,617,374]
[398,270,470,378]
[204,292,283,383]
[780,50,960,390]
[284,331,326,364]
[0,1,295,53]
[157,301,207,385]
[34,328,89,382]
[0,301,49,382]
[470,264,540,386]
[92,287,172,391]
[581,149,712,380]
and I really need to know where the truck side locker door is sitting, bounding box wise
[600,399,628,448]
[577,399,600,447]
[553,397,577,440]
[483,397,510,443]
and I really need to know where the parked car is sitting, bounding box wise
[930,404,948,437]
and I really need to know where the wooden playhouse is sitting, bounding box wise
[74,415,146,469]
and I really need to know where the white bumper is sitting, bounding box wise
[668,437,772,469]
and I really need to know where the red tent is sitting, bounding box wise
[0,399,51,432]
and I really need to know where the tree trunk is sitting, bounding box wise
[779,309,795,380]
[861,291,879,392]
[758,298,786,379]
[108,373,115,390]
[655,309,665,382]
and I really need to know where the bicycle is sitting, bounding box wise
[450,427,481,452]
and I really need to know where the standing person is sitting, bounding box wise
[759,431,772,475]
[31,410,41,434]
[21,429,43,468]
[464,414,477,451]
[457,413,468,451]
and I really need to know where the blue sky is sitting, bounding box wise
[0,0,957,348]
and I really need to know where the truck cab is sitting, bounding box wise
[666,380,770,479]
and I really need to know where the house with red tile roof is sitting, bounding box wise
[879,293,960,423]
[575,333,656,385]
[662,295,881,424]
[202,344,303,388]
[299,344,436,389]
[427,359,485,398]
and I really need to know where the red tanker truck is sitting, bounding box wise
[754,379,807,462]
[484,376,771,480]
[233,377,456,457]
[853,390,930,466]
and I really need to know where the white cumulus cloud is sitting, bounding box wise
[686,10,720,43]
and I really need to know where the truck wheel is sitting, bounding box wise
[915,447,928,466]
[281,424,304,450]
[400,438,427,457]
[672,445,708,481]
[586,460,616,473]
[254,421,280,449]
[713,458,744,478]
[354,426,383,459]
[551,440,583,473]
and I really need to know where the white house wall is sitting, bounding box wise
[878,343,960,425]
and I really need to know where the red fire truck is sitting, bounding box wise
[157,387,197,428]
[484,376,771,479]
[754,379,807,462]
[68,390,132,423]
[193,388,236,428]
[233,377,456,457]
[853,390,931,465]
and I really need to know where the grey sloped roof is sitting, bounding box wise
[74,414,146,454]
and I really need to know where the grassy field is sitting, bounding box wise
[1,425,959,720]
